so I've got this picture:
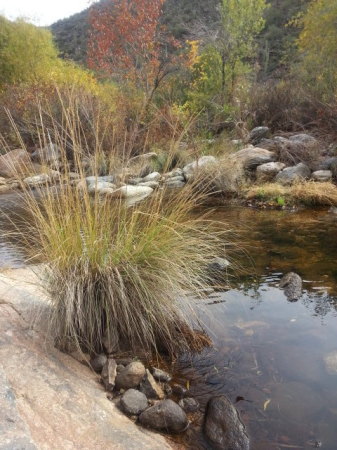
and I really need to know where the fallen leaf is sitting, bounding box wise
[263,398,271,411]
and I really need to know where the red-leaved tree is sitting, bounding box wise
[88,0,181,104]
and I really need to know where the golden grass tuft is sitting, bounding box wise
[245,181,337,206]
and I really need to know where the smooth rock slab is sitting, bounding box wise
[204,395,249,450]
[139,400,189,433]
[143,172,161,182]
[0,267,171,450]
[115,361,146,390]
[120,389,148,415]
[311,170,332,182]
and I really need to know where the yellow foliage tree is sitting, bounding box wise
[297,0,337,98]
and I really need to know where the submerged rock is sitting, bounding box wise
[120,389,148,415]
[279,272,302,301]
[207,257,230,281]
[101,358,117,392]
[324,351,337,375]
[140,369,165,400]
[115,361,146,390]
[204,395,249,450]
[139,399,189,433]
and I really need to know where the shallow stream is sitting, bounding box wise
[1,195,337,449]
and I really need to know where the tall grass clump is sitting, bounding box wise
[5,92,228,359]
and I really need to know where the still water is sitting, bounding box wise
[174,207,337,449]
[1,194,337,449]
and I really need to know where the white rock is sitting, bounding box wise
[24,174,50,187]
[138,181,160,189]
[87,181,116,195]
[143,172,161,182]
[256,162,286,183]
[183,156,217,180]
[112,185,153,199]
[311,170,332,182]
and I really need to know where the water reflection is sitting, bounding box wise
[175,207,337,449]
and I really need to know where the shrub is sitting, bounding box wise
[6,102,228,359]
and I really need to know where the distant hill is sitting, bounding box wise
[50,0,309,74]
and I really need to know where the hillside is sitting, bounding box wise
[51,0,309,74]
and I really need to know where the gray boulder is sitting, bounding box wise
[178,397,199,413]
[164,180,186,189]
[256,162,286,183]
[207,257,230,281]
[279,272,302,301]
[120,389,148,415]
[115,361,146,390]
[231,147,276,171]
[87,181,116,195]
[318,157,337,171]
[139,400,189,433]
[248,126,270,145]
[139,369,165,400]
[183,156,217,181]
[204,395,249,450]
[311,170,332,182]
[90,354,107,373]
[275,163,311,185]
[138,181,160,189]
[288,133,318,145]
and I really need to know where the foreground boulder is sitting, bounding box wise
[120,389,148,415]
[115,361,146,390]
[256,162,285,183]
[231,147,276,171]
[275,163,311,185]
[139,399,189,433]
[279,272,302,301]
[0,149,32,178]
[183,156,217,180]
[0,267,171,450]
[204,396,249,450]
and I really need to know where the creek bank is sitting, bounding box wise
[1,129,337,210]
